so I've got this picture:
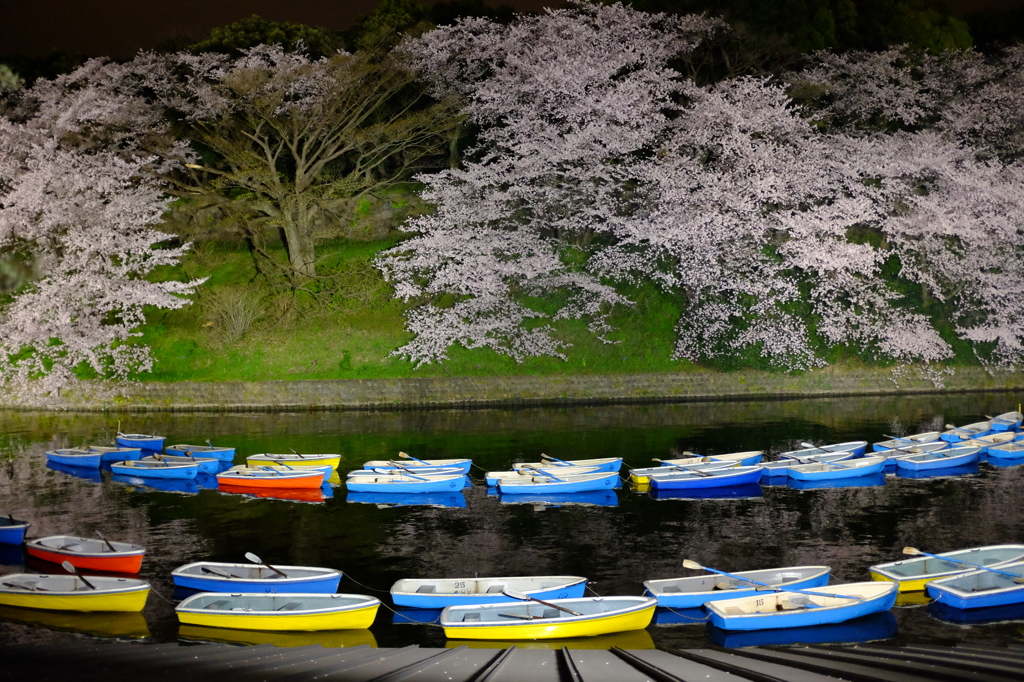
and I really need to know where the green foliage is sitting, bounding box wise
[0,64,23,91]
[187,15,343,58]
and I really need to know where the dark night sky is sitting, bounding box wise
[1,1,1020,59]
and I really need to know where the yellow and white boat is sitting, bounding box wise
[0,573,150,612]
[175,592,380,631]
[245,453,342,470]
[440,595,656,640]
[869,544,1024,592]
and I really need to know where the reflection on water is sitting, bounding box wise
[707,611,898,648]
[0,605,151,640]
[649,483,763,501]
[346,491,467,508]
[442,628,655,650]
[177,624,377,647]
[1,392,1023,651]
[895,463,980,480]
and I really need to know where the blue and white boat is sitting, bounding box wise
[345,473,469,494]
[165,444,236,462]
[657,451,763,468]
[355,466,466,479]
[760,453,857,479]
[787,456,886,481]
[629,460,736,485]
[644,566,830,609]
[86,446,143,462]
[987,441,1024,459]
[940,421,993,443]
[989,411,1023,432]
[926,561,1024,610]
[647,466,763,491]
[391,575,586,609]
[116,433,166,452]
[110,459,201,480]
[141,454,219,474]
[45,449,102,468]
[0,515,31,545]
[892,445,981,472]
[486,465,601,487]
[498,471,620,494]
[872,432,942,452]
[781,442,867,459]
[513,456,623,473]
[962,431,1018,455]
[706,582,898,631]
[361,456,472,474]
[172,561,343,594]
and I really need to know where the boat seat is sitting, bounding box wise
[486,585,505,593]
[276,602,302,611]
[542,609,559,618]
[203,600,232,610]
[416,585,436,593]
[462,613,481,622]
[662,586,682,593]
[721,606,745,615]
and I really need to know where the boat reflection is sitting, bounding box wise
[177,624,376,647]
[218,484,326,503]
[498,490,619,508]
[896,463,979,480]
[392,607,443,625]
[986,456,1024,469]
[196,473,220,489]
[0,604,151,640]
[45,460,102,483]
[346,491,467,508]
[895,590,933,607]
[0,544,25,569]
[649,483,763,501]
[706,611,898,648]
[652,607,709,626]
[928,599,1024,626]
[443,628,655,650]
[111,474,200,495]
[788,473,886,490]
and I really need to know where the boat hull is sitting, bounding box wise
[116,434,166,451]
[89,447,143,462]
[45,450,102,468]
[787,457,885,481]
[925,561,1024,610]
[498,471,620,494]
[172,562,342,593]
[392,576,586,609]
[893,447,980,471]
[0,575,150,612]
[512,457,622,474]
[110,461,200,479]
[346,474,469,494]
[175,593,379,631]
[440,596,656,640]
[166,445,236,462]
[869,544,1024,592]
[644,566,831,609]
[217,470,326,489]
[648,466,763,490]
[246,454,342,470]
[706,582,897,631]
[363,458,473,474]
[0,518,30,545]
[25,536,146,574]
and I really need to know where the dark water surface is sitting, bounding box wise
[1,391,1023,651]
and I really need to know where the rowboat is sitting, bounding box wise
[658,451,763,468]
[759,453,858,479]
[628,460,736,485]
[391,576,586,609]
[869,544,1024,591]
[872,432,942,451]
[706,582,897,631]
[647,466,764,490]
[116,433,166,451]
[940,421,993,443]
[0,515,31,545]
[361,456,472,474]
[230,463,334,483]
[892,445,981,472]
[987,441,1024,459]
[497,471,620,494]
[780,442,867,459]
[217,468,325,489]
[345,473,469,494]
[45,449,102,468]
[353,466,466,479]
[962,431,1018,454]
[176,592,380,631]
[142,454,219,474]
[0,574,150,612]
[85,446,143,462]
[172,561,342,593]
[512,456,622,474]
[26,535,145,573]
[925,561,1024,610]
[644,566,831,608]
[109,459,201,479]
[440,596,656,640]
[989,411,1023,432]
[165,444,236,462]
[787,456,887,481]
[873,442,949,464]
[245,453,342,470]
[487,465,601,487]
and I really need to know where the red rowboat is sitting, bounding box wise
[25,535,146,574]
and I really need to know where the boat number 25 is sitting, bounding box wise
[454,581,468,592]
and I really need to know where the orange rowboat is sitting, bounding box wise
[216,468,324,490]
[25,535,146,574]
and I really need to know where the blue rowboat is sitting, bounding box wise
[649,483,763,501]
[872,432,942,452]
[346,491,467,508]
[0,515,31,545]
[45,449,102,468]
[172,561,342,594]
[658,451,762,468]
[361,457,472,474]
[109,460,200,480]
[781,442,867,459]
[165,444,236,462]
[391,575,586,609]
[345,473,469,494]
[893,445,981,472]
[353,466,465,479]
[962,432,1018,454]
[512,456,622,473]
[940,421,993,443]
[116,433,166,451]
[707,610,898,648]
[86,446,143,462]
[499,490,619,508]
[497,471,620,494]
[644,566,830,609]
[926,561,1024,610]
[896,463,979,480]
[787,456,886,481]
[989,411,1023,432]
[629,460,736,485]
[987,441,1024,459]
[486,465,601,487]
[141,455,219,474]
[788,473,886,490]
[762,453,861,479]
[647,466,763,490]
[706,582,897,631]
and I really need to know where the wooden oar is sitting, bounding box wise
[61,561,96,590]
[682,560,860,600]
[245,552,289,578]
[95,530,117,553]
[503,588,582,616]
[903,547,1024,583]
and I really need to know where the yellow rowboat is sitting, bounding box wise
[177,624,377,647]
[0,604,151,639]
[0,574,150,612]
[440,596,656,640]
[245,453,342,470]
[175,592,380,631]
[869,544,1024,592]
